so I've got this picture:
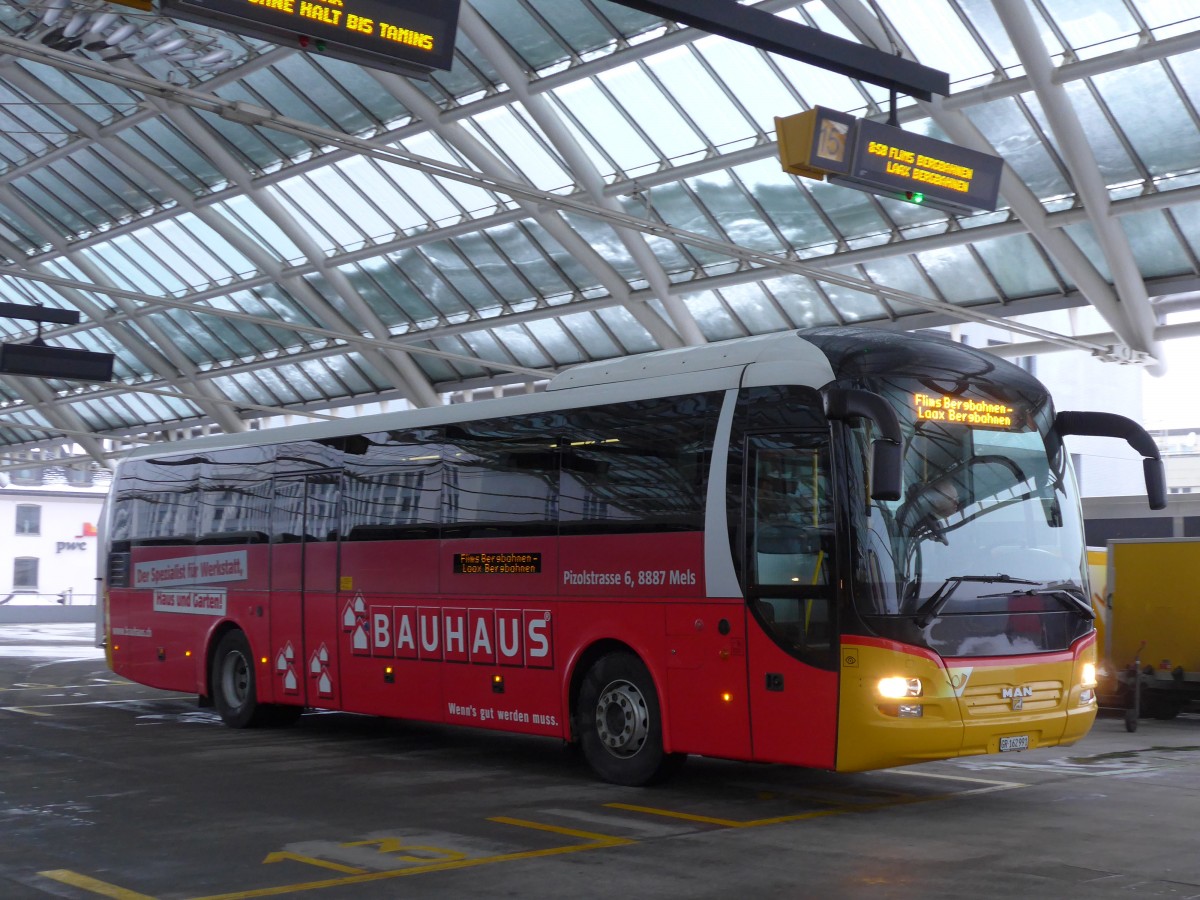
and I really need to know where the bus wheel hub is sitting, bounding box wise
[595,680,648,758]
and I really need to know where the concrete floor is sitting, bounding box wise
[2,624,1198,900]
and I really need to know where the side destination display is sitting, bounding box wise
[454,552,542,575]
[162,0,461,77]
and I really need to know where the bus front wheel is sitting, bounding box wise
[211,630,265,728]
[578,652,684,785]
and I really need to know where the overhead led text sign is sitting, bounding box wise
[842,119,1003,214]
[776,107,1003,215]
[914,393,1017,430]
[162,0,461,77]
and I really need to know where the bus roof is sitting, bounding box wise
[546,329,832,391]
[119,330,840,461]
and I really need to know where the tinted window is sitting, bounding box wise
[443,414,561,538]
[745,432,837,668]
[560,395,718,534]
[272,472,340,543]
[342,430,441,541]
[198,447,273,544]
[275,439,343,474]
[113,456,201,546]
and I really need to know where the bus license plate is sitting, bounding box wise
[999,735,1029,752]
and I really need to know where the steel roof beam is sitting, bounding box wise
[458,3,705,348]
[369,63,685,352]
[826,0,1164,371]
[156,102,442,408]
[615,0,948,99]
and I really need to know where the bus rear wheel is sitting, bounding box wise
[212,630,266,728]
[578,651,684,785]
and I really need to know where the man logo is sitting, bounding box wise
[1002,685,1034,710]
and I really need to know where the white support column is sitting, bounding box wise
[992,0,1163,373]
[163,105,442,407]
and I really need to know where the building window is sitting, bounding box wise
[11,466,41,486]
[66,466,94,487]
[15,504,40,535]
[13,557,38,591]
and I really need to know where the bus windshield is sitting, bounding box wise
[852,386,1089,658]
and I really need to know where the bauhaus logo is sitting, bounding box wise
[343,598,552,669]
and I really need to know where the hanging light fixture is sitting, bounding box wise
[21,1,244,75]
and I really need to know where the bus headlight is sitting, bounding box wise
[1080,662,1097,689]
[878,676,922,699]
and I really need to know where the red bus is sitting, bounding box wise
[100,328,1164,784]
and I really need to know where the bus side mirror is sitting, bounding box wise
[822,387,902,502]
[1144,457,1166,511]
[1054,410,1166,511]
[871,441,902,504]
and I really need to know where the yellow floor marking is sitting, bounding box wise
[342,837,466,863]
[606,774,1025,829]
[605,801,848,828]
[262,852,366,875]
[41,819,632,900]
[39,870,158,900]
[488,816,634,846]
[1,706,52,716]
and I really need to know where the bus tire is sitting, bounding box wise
[578,651,684,786]
[211,630,265,728]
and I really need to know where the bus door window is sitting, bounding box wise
[270,471,341,706]
[746,433,835,663]
[271,472,340,585]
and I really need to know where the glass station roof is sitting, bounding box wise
[0,0,1199,470]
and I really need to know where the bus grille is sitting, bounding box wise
[960,679,1064,716]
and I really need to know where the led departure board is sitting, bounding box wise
[162,0,461,78]
[776,107,1003,215]
[839,119,1003,215]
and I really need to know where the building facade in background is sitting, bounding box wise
[1,466,109,606]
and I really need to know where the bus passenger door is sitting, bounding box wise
[270,472,341,710]
[744,433,840,768]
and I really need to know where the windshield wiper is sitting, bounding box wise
[913,574,1040,628]
[978,586,1096,622]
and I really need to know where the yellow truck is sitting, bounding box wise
[1101,538,1200,727]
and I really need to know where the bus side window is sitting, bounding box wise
[442,413,562,539]
[125,456,201,547]
[198,448,273,544]
[341,430,442,541]
[559,394,717,534]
